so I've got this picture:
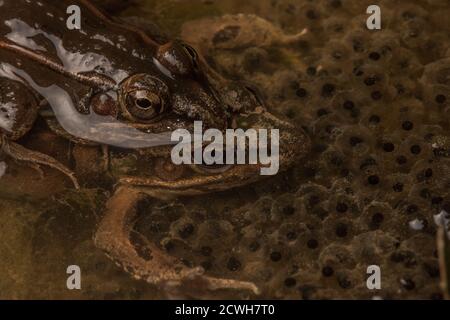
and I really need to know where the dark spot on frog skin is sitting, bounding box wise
[213,25,241,45]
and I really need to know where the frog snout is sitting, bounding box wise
[281,123,311,162]
[234,110,311,166]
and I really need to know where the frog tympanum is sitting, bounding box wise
[0,0,310,295]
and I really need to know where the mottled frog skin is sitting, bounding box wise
[0,0,310,296]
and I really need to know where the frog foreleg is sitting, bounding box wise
[78,87,97,114]
[0,136,80,189]
[94,186,259,296]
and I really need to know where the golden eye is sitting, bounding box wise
[125,90,164,121]
[156,42,200,76]
[119,74,170,122]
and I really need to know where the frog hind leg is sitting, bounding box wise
[94,186,259,296]
[0,136,80,189]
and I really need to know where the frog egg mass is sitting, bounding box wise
[0,0,449,301]
[159,0,450,299]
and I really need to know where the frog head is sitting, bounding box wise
[104,41,310,197]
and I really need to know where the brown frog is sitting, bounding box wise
[0,0,310,295]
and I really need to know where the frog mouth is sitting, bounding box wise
[118,162,262,196]
[191,163,234,174]
[118,109,309,195]
[118,127,308,196]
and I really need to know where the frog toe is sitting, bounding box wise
[0,137,80,189]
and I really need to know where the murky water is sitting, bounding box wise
[1,0,449,299]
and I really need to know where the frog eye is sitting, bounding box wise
[156,41,200,76]
[125,90,164,121]
[119,74,170,122]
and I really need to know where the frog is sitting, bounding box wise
[0,0,311,295]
